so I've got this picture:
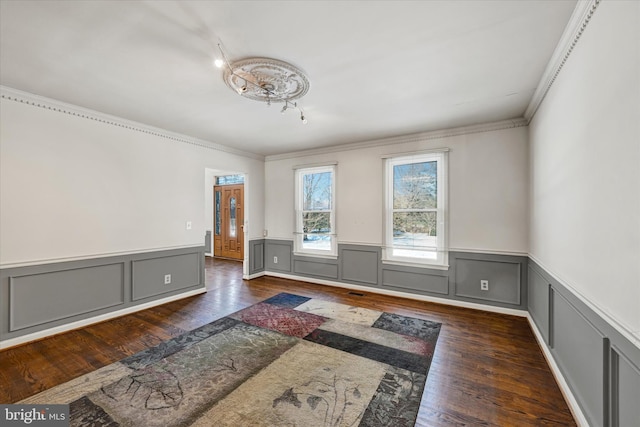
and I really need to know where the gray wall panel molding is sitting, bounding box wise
[339,245,380,286]
[531,259,640,427]
[610,345,640,427]
[293,260,339,279]
[449,251,527,309]
[527,265,550,344]
[1,246,205,342]
[205,230,212,254]
[552,290,608,427]
[292,254,339,280]
[8,263,125,332]
[265,240,293,272]
[249,239,265,274]
[603,337,611,427]
[261,243,527,310]
[548,287,555,349]
[381,267,449,295]
[529,259,640,361]
[132,252,201,301]
[453,258,521,305]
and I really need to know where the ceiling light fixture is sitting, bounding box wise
[216,43,309,124]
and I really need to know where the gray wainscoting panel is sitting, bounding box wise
[132,253,201,301]
[293,259,339,279]
[1,246,205,343]
[261,242,529,309]
[9,263,124,332]
[552,291,607,427]
[611,347,640,427]
[381,265,448,295]
[527,265,550,343]
[205,230,212,254]
[529,259,640,427]
[265,240,292,272]
[339,245,379,285]
[454,257,521,305]
[249,239,265,274]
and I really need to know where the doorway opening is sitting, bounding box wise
[205,169,247,275]
[213,176,244,261]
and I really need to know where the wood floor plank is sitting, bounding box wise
[0,257,577,426]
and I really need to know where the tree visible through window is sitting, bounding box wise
[385,152,447,266]
[295,165,336,255]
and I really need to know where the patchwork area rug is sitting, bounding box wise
[22,293,441,426]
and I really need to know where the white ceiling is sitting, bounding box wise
[0,0,577,156]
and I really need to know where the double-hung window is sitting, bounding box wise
[384,151,448,267]
[294,165,336,256]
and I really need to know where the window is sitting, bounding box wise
[216,174,244,185]
[384,152,448,266]
[294,165,336,256]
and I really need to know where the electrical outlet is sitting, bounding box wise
[263,229,268,237]
[273,256,278,264]
[186,221,192,230]
[480,280,489,291]
[164,274,172,285]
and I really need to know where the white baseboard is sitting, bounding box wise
[526,314,590,427]
[264,271,527,317]
[0,288,207,350]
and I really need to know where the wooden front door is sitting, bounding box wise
[214,184,244,260]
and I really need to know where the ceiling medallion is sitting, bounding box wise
[223,57,310,103]
[215,43,309,123]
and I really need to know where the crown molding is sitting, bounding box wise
[524,0,601,121]
[0,86,265,161]
[265,117,528,161]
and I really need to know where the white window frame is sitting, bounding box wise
[294,165,337,257]
[383,151,448,267]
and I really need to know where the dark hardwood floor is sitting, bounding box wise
[0,257,577,426]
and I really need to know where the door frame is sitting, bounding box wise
[213,183,244,260]
[205,168,249,278]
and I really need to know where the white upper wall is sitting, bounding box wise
[265,123,529,255]
[529,1,640,341]
[0,93,265,267]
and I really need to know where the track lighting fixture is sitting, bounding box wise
[215,43,309,124]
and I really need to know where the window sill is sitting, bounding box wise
[293,252,339,260]
[381,259,450,271]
